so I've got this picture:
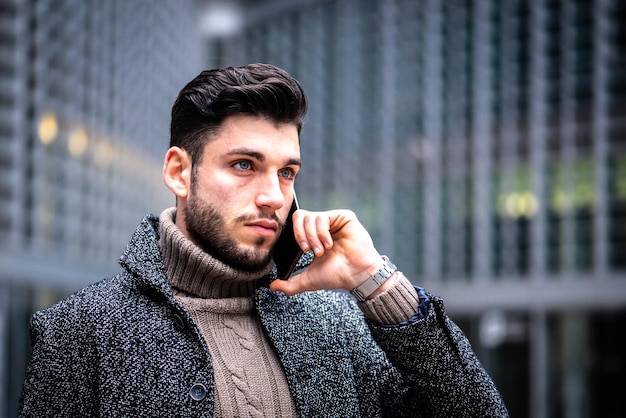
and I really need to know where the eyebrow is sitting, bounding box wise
[227,148,301,167]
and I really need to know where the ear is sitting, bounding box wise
[163,146,191,199]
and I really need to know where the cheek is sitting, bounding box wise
[196,175,251,216]
[276,204,291,224]
[195,171,240,200]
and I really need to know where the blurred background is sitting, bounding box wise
[0,0,624,416]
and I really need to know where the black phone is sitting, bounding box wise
[273,193,303,280]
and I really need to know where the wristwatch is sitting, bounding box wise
[350,256,397,302]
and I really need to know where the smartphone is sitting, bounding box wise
[273,193,304,280]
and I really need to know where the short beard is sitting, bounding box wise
[183,193,279,272]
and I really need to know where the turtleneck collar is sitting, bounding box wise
[158,207,274,299]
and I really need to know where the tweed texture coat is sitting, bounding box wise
[20,214,508,417]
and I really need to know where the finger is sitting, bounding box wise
[292,210,311,252]
[269,274,315,296]
[315,215,333,250]
[302,213,326,256]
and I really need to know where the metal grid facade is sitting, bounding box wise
[0,0,202,283]
[217,0,626,300]
[0,0,623,416]
[0,0,203,414]
[211,0,626,416]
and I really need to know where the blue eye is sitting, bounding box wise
[279,168,295,179]
[234,160,252,171]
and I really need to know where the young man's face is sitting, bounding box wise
[182,114,301,271]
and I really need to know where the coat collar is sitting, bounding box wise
[119,213,316,297]
[119,214,173,297]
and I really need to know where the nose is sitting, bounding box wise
[255,175,285,210]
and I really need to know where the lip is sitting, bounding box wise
[246,220,279,237]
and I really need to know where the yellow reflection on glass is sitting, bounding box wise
[501,192,539,219]
[94,140,114,167]
[518,192,539,218]
[68,128,89,157]
[38,112,58,145]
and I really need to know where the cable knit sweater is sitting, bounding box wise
[20,211,509,417]
[159,209,297,416]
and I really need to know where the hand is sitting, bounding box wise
[270,209,389,296]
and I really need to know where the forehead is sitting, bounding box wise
[203,114,301,158]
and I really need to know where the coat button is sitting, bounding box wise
[189,383,207,401]
[173,314,185,330]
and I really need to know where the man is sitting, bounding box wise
[20,63,508,417]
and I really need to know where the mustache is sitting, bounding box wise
[235,211,283,227]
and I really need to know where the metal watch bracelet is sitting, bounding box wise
[350,256,397,302]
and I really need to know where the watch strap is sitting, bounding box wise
[350,256,397,302]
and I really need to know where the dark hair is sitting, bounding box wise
[169,63,308,165]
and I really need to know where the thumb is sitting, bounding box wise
[269,273,315,296]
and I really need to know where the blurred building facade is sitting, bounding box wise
[0,0,624,417]
[0,0,203,415]
[206,0,625,417]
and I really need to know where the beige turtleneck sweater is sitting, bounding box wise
[158,207,422,417]
[159,208,296,417]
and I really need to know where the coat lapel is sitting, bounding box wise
[255,286,362,417]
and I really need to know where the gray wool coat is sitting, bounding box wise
[20,214,508,417]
